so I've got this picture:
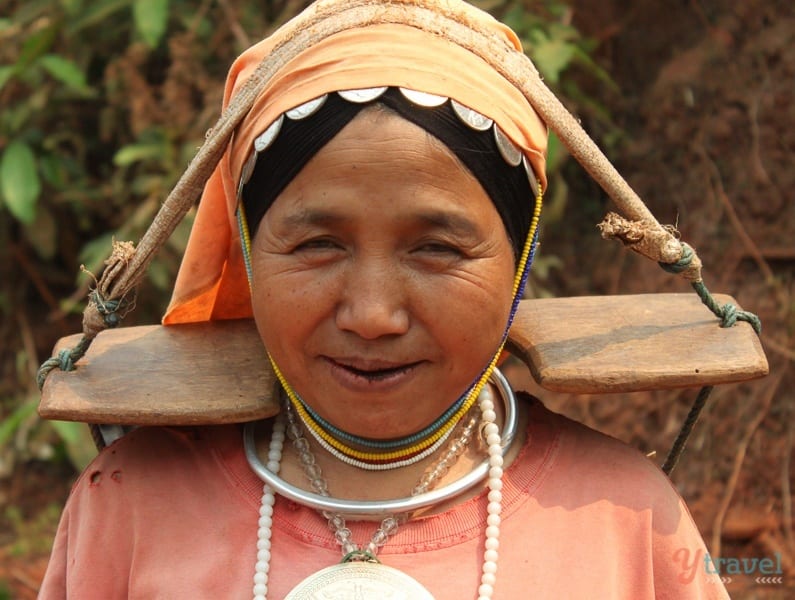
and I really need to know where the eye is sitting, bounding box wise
[414,241,465,256]
[293,237,344,253]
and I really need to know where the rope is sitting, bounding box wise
[657,243,762,475]
[36,288,134,390]
[691,281,762,333]
[36,336,93,390]
[661,386,713,475]
[659,242,762,333]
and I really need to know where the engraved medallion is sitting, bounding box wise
[399,88,448,107]
[493,125,522,166]
[285,562,435,599]
[338,87,389,103]
[450,100,493,131]
[522,155,539,195]
[286,95,329,120]
[254,115,284,152]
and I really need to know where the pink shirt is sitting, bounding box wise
[40,398,727,599]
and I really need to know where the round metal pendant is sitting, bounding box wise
[493,125,523,166]
[285,95,329,120]
[338,87,388,103]
[254,115,284,152]
[399,87,448,107]
[285,562,435,599]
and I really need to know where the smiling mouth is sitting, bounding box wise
[327,358,422,382]
[344,363,415,381]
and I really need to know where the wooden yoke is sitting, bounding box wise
[38,293,768,426]
[34,1,769,441]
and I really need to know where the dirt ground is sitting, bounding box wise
[1,0,793,598]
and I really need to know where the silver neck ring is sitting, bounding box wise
[244,367,518,517]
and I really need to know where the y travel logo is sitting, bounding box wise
[673,547,785,585]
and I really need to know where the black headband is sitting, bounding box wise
[241,88,534,258]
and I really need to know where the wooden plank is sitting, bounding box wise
[40,320,279,425]
[39,293,768,425]
[505,293,768,393]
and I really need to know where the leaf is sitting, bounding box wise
[0,140,40,224]
[17,24,58,70]
[147,258,172,291]
[133,0,169,49]
[38,54,90,92]
[113,141,167,166]
[546,131,564,173]
[78,232,114,281]
[49,420,98,470]
[23,206,58,260]
[532,38,577,84]
[59,0,85,16]
[49,419,84,445]
[0,65,16,93]
[0,401,38,447]
[65,0,133,36]
[38,153,69,188]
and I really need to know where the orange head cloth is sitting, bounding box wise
[163,0,548,325]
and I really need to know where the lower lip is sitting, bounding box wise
[323,358,422,392]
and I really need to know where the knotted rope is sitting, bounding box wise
[659,242,762,333]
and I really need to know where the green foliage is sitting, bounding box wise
[133,0,170,48]
[0,0,253,487]
[0,400,38,447]
[0,139,40,223]
[4,502,63,556]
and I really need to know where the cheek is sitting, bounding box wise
[249,265,333,351]
[418,267,516,355]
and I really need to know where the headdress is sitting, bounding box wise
[163,0,548,325]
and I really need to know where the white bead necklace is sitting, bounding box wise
[252,416,285,600]
[250,379,509,600]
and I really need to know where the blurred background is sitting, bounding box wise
[0,0,792,597]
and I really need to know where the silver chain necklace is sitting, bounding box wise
[284,397,482,561]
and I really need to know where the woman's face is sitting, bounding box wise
[250,107,516,439]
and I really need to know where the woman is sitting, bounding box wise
[40,1,726,598]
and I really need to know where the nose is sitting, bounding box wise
[335,259,410,339]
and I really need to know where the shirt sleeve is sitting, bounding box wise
[38,501,69,599]
[651,483,730,599]
[38,438,139,598]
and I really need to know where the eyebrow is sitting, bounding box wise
[280,209,347,230]
[413,210,483,238]
[279,208,483,238]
